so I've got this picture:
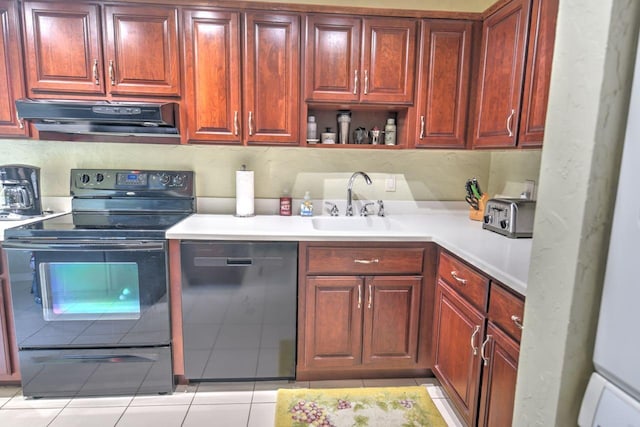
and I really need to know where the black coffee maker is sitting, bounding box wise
[0,165,42,219]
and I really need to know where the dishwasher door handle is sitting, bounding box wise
[226,258,253,266]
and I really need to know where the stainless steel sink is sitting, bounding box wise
[311,216,405,232]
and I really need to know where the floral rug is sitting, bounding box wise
[274,385,447,427]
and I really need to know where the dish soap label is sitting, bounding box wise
[300,191,313,216]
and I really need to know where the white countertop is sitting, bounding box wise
[167,207,531,296]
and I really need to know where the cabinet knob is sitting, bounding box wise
[357,284,362,309]
[354,258,379,264]
[234,111,239,136]
[368,283,373,309]
[248,111,254,136]
[420,115,425,139]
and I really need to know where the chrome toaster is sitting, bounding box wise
[482,198,536,238]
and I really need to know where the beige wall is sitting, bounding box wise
[514,0,640,425]
[3,138,519,201]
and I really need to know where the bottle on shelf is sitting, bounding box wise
[307,116,318,143]
[384,118,396,145]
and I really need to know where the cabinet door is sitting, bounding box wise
[182,9,241,144]
[104,5,180,96]
[478,323,520,427]
[415,20,472,148]
[518,0,559,147]
[304,15,361,102]
[303,276,363,369]
[243,12,300,145]
[432,280,485,426]
[473,0,531,148]
[0,0,27,136]
[0,248,18,381]
[362,18,417,104]
[362,276,421,368]
[22,1,104,95]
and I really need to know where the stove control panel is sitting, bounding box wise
[71,169,194,197]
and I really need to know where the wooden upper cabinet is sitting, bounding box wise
[104,5,180,96]
[305,15,416,104]
[0,0,27,136]
[414,20,472,148]
[243,12,300,145]
[182,9,241,143]
[473,0,531,148]
[362,18,416,104]
[22,1,104,95]
[518,0,559,147]
[305,15,360,103]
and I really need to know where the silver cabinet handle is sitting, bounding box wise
[364,69,369,95]
[450,271,467,285]
[368,284,372,309]
[357,284,362,309]
[511,315,524,330]
[248,111,254,136]
[16,109,24,129]
[353,70,359,95]
[470,325,480,356]
[93,59,99,85]
[506,108,515,137]
[420,115,425,139]
[108,60,115,86]
[234,111,239,136]
[354,259,379,264]
[481,335,492,366]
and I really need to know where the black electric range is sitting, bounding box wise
[2,169,195,398]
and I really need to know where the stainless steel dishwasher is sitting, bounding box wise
[180,241,298,381]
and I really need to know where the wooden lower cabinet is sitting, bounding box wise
[0,248,19,383]
[297,242,435,380]
[303,275,422,371]
[478,322,519,427]
[432,280,485,426]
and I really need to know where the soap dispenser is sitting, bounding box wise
[300,191,313,216]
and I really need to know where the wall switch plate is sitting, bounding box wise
[385,175,396,192]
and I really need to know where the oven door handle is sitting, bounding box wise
[2,240,165,251]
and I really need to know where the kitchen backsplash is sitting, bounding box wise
[0,139,541,201]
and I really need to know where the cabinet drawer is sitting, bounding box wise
[488,283,524,342]
[306,247,424,275]
[438,251,488,311]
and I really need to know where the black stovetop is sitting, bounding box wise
[4,211,191,241]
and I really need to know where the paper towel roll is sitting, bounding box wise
[235,169,254,217]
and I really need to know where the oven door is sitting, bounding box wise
[4,240,169,349]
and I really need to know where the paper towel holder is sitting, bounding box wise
[235,164,256,217]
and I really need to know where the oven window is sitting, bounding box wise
[40,262,141,321]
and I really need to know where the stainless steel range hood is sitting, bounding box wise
[15,99,179,136]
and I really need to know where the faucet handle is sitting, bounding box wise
[360,202,374,217]
[325,201,339,216]
[377,200,385,217]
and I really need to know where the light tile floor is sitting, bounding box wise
[0,377,465,426]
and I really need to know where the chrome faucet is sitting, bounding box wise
[346,171,372,216]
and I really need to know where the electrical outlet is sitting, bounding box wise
[385,175,396,192]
